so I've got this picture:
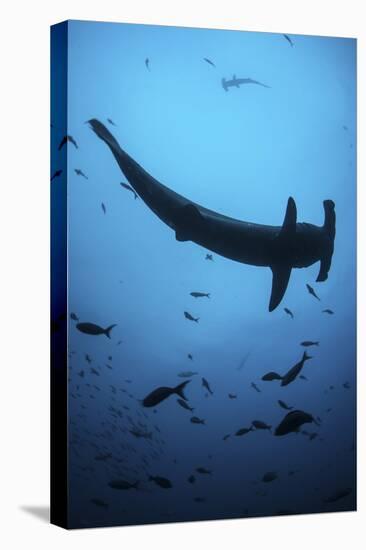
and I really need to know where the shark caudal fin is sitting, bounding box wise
[269,198,297,312]
[222,78,228,91]
[316,200,336,282]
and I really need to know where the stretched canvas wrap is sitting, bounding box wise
[51,20,357,529]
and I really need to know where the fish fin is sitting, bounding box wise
[303,351,312,361]
[222,78,228,91]
[105,324,117,338]
[269,265,292,312]
[175,204,204,242]
[317,200,336,282]
[174,380,190,401]
[279,197,297,238]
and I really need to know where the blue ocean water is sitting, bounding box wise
[51,20,356,528]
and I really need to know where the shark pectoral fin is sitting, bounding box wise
[316,200,336,282]
[174,204,205,242]
[279,197,297,237]
[269,264,292,311]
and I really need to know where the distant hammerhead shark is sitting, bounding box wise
[89,119,336,311]
[222,75,270,91]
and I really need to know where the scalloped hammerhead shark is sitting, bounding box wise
[89,119,336,311]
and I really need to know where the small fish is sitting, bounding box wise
[194,497,206,503]
[323,488,352,503]
[149,475,172,489]
[74,168,88,179]
[70,312,79,321]
[306,283,320,301]
[202,377,213,395]
[145,58,150,71]
[190,292,210,298]
[177,398,194,412]
[228,393,237,399]
[299,375,308,381]
[58,135,78,150]
[283,34,294,47]
[251,382,261,393]
[203,57,216,67]
[196,467,211,474]
[284,307,294,319]
[262,371,282,381]
[252,420,271,431]
[90,498,109,509]
[101,202,106,214]
[178,371,198,378]
[187,353,193,360]
[237,351,251,371]
[85,354,92,364]
[129,429,152,439]
[205,254,213,261]
[301,341,319,347]
[77,370,85,378]
[108,479,139,490]
[275,410,317,436]
[51,169,62,181]
[142,380,190,407]
[281,351,312,387]
[107,118,116,126]
[76,322,117,338]
[190,416,205,425]
[184,311,199,323]
[120,182,138,199]
[235,427,253,436]
[278,400,293,411]
[90,367,100,376]
[188,475,196,484]
[343,382,350,389]
[262,471,278,483]
[222,434,230,441]
[322,309,334,315]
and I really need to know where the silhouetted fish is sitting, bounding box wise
[101,202,106,214]
[108,479,139,490]
[51,169,62,181]
[188,353,193,360]
[74,168,88,179]
[252,420,271,430]
[177,398,194,412]
[76,322,117,338]
[120,182,138,199]
[281,351,312,386]
[278,399,293,411]
[262,471,278,482]
[275,410,316,436]
[178,371,198,378]
[283,34,294,47]
[228,393,237,399]
[323,309,334,315]
[145,58,150,71]
[262,371,282,381]
[196,467,211,474]
[235,427,253,436]
[184,311,199,323]
[90,498,109,509]
[107,118,116,126]
[142,380,190,407]
[190,292,210,298]
[203,57,216,67]
[205,254,213,261]
[251,382,261,393]
[202,377,213,395]
[284,307,294,319]
[58,135,78,150]
[70,312,79,321]
[301,341,319,347]
[149,475,172,488]
[188,475,196,484]
[190,416,205,425]
[306,283,320,301]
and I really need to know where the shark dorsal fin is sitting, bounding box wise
[233,74,236,80]
[279,197,297,238]
[269,264,292,312]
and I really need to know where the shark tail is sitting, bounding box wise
[303,350,312,361]
[317,200,336,282]
[105,324,117,339]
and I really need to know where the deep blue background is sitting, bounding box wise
[51,20,356,528]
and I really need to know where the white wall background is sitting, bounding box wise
[0,0,364,548]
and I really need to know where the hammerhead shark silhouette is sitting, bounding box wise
[222,75,270,91]
[89,119,336,311]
